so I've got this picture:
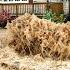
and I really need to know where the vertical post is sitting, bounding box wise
[32,3,34,14]
[29,0,33,14]
[25,4,26,13]
[16,4,18,17]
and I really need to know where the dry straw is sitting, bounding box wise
[7,13,70,60]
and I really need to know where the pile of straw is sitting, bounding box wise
[7,13,70,60]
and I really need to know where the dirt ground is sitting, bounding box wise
[0,29,70,70]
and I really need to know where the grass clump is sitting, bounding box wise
[7,13,70,60]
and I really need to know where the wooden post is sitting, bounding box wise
[32,3,34,14]
[29,0,34,14]
[16,4,18,17]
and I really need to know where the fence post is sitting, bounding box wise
[29,0,34,14]
[16,4,18,17]
[32,3,34,14]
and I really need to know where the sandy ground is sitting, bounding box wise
[0,29,70,70]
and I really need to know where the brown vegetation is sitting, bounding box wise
[7,13,70,60]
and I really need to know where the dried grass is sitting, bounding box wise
[7,13,70,60]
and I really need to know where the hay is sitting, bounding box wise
[7,13,70,60]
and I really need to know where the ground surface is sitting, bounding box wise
[0,29,70,70]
